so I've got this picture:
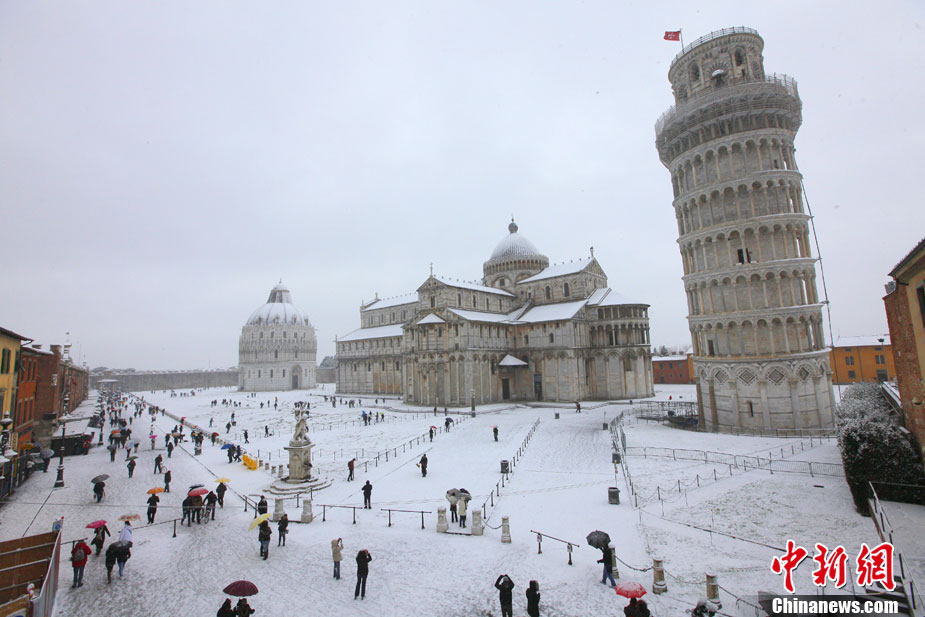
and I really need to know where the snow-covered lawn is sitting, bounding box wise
[0,386,885,617]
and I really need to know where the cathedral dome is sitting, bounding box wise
[487,220,546,263]
[245,281,312,326]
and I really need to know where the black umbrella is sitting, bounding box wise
[189,483,205,489]
[91,474,110,484]
[586,530,611,550]
[458,488,472,502]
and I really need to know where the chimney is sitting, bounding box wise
[50,345,62,356]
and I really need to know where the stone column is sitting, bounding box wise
[301,499,313,523]
[436,507,448,533]
[501,516,511,543]
[471,509,483,536]
[272,497,285,522]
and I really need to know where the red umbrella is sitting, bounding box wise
[188,488,208,497]
[86,520,107,529]
[223,580,258,597]
[613,581,647,599]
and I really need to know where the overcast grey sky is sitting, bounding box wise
[2,1,923,370]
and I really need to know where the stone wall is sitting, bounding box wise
[91,370,239,392]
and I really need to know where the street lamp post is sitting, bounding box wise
[53,423,65,488]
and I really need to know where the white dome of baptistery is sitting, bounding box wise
[245,282,312,326]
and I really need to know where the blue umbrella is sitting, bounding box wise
[221,444,233,450]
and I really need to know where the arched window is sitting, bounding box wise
[270,332,274,339]
[430,296,435,308]
[457,293,461,306]
[564,283,570,297]
[545,286,551,300]
[734,49,745,67]
[283,332,287,339]
[274,350,278,359]
[690,63,700,82]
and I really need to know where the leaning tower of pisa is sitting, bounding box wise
[655,28,834,431]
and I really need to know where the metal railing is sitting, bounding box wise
[868,482,919,613]
[669,27,760,67]
[655,73,800,135]
[623,445,843,477]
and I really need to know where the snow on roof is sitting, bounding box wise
[498,354,528,367]
[588,288,647,307]
[519,257,593,283]
[834,335,890,348]
[432,277,513,297]
[416,313,446,325]
[514,300,588,323]
[337,324,404,342]
[361,293,419,312]
[653,355,689,362]
[447,308,511,323]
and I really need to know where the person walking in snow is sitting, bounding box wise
[235,598,255,616]
[575,401,581,413]
[277,514,289,546]
[257,495,268,516]
[449,499,458,523]
[243,429,249,444]
[598,543,616,587]
[362,481,373,509]
[119,521,133,543]
[225,421,231,434]
[419,454,428,477]
[216,598,235,617]
[181,496,193,526]
[428,427,434,442]
[458,496,468,528]
[205,491,217,520]
[347,458,355,482]
[227,445,235,464]
[216,482,227,507]
[493,426,499,441]
[526,580,540,617]
[154,454,163,473]
[264,425,269,438]
[166,441,174,458]
[163,469,171,493]
[257,520,271,560]
[70,539,92,588]
[331,538,343,580]
[93,481,105,503]
[495,574,515,617]
[91,524,110,555]
[354,549,372,600]
[444,417,451,432]
[127,459,136,478]
[147,494,159,524]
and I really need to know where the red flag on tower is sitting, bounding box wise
[664,31,681,41]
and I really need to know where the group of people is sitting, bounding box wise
[70,521,135,587]
[494,575,540,617]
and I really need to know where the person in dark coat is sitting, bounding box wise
[428,427,434,442]
[354,549,372,599]
[127,459,136,478]
[495,574,515,617]
[347,458,355,481]
[42,453,52,472]
[216,598,235,617]
[91,524,110,555]
[104,543,118,583]
[624,597,639,617]
[147,494,159,524]
[154,454,163,474]
[181,496,193,526]
[362,481,373,509]
[257,496,268,515]
[493,426,499,441]
[599,544,616,587]
[93,481,105,502]
[526,580,540,617]
[419,454,428,477]
[205,491,217,520]
[234,445,242,462]
[70,539,92,588]
[109,446,117,462]
[636,599,650,617]
[227,446,235,463]
[258,520,271,560]
[235,598,255,616]
[216,482,227,507]
[163,469,171,493]
[277,514,289,546]
[243,430,249,444]
[166,442,174,458]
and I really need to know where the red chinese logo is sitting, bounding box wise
[771,540,808,593]
[811,544,848,588]
[856,543,895,591]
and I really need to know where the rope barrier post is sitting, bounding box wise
[536,532,542,554]
[387,510,392,527]
[706,573,721,608]
[173,519,177,538]
[322,505,326,522]
[420,511,426,530]
[652,558,667,594]
[567,542,573,566]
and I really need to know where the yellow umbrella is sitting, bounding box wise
[215,478,231,483]
[249,513,271,531]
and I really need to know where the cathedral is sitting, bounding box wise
[335,221,654,405]
[239,281,317,391]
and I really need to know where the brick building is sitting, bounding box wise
[652,354,694,384]
[27,344,90,445]
[828,335,895,384]
[884,238,925,462]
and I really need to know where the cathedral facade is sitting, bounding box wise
[335,221,654,405]
[239,282,317,391]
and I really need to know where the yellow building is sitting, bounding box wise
[829,335,895,384]
[1,326,29,498]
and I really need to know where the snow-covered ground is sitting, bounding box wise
[0,386,894,617]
